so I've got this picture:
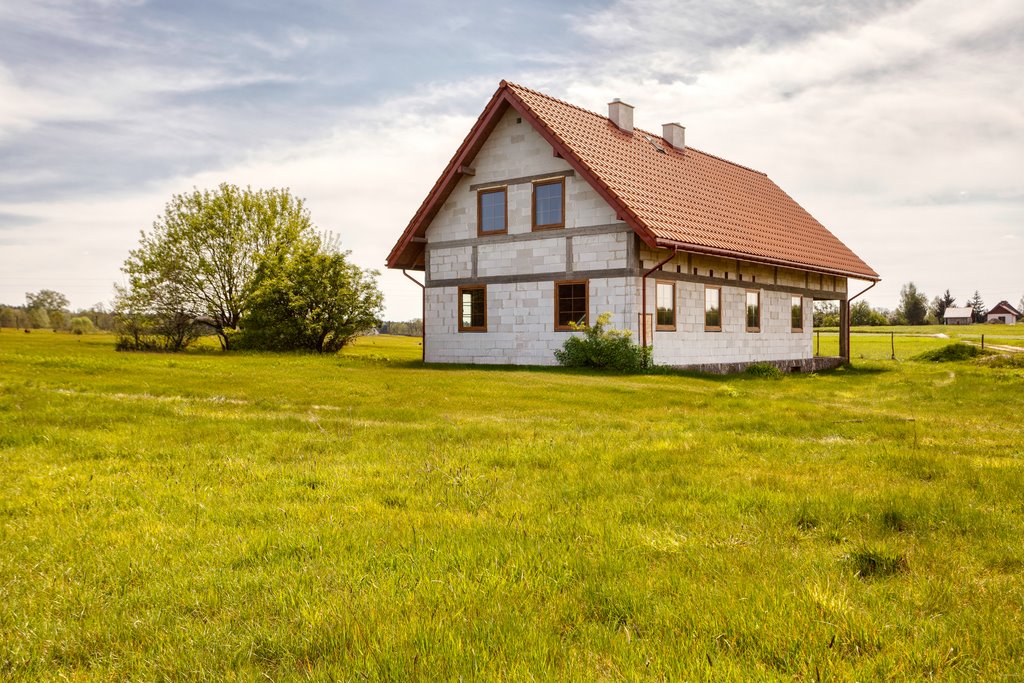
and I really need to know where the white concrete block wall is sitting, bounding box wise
[425,278,633,365]
[647,280,813,366]
[416,107,834,368]
[573,232,629,271]
[427,245,473,280]
[477,237,565,277]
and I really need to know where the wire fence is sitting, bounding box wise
[813,331,1024,361]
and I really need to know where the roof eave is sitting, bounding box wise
[654,238,881,283]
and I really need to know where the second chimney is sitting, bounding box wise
[608,98,634,133]
[662,122,685,151]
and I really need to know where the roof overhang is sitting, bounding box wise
[654,238,881,282]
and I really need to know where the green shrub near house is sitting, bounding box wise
[554,312,651,372]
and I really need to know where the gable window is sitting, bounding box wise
[745,290,761,332]
[532,178,564,230]
[705,286,722,331]
[656,281,675,330]
[458,285,486,332]
[477,187,507,235]
[791,296,804,332]
[555,280,587,330]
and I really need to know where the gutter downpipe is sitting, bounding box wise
[842,280,878,362]
[641,248,679,350]
[402,269,426,363]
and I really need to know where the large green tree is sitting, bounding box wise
[898,282,929,325]
[850,300,888,326]
[242,239,384,353]
[930,289,956,322]
[25,289,69,329]
[966,290,986,323]
[122,184,316,349]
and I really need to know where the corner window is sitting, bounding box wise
[656,281,675,330]
[705,286,721,331]
[555,280,587,330]
[532,178,564,230]
[745,290,761,332]
[477,187,506,235]
[458,285,486,332]
[791,296,804,332]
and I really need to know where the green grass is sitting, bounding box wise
[2,329,1023,680]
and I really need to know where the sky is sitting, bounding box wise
[1,0,1021,320]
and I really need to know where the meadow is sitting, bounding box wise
[1,328,1022,680]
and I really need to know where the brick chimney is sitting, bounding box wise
[608,98,634,133]
[662,122,685,151]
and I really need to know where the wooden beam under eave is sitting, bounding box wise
[458,165,475,176]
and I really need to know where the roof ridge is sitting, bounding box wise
[504,81,767,177]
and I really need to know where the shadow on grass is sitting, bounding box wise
[406,359,895,382]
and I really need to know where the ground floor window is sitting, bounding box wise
[458,285,486,332]
[705,285,721,331]
[656,281,675,330]
[746,290,761,332]
[791,296,804,332]
[555,280,588,330]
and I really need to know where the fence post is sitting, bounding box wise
[982,334,985,350]
[891,331,895,360]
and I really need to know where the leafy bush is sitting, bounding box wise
[554,313,651,372]
[242,241,384,353]
[70,317,95,335]
[912,343,987,362]
[745,362,783,379]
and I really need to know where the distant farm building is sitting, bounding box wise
[944,307,974,325]
[986,301,1020,325]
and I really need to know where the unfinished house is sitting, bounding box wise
[387,82,879,371]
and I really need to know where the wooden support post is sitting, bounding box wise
[891,332,895,360]
[839,299,850,361]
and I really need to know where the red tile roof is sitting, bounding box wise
[387,81,879,281]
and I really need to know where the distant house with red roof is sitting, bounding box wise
[387,82,879,371]
[986,301,1020,325]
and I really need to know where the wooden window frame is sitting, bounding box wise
[791,295,804,333]
[554,279,588,331]
[476,186,508,236]
[745,289,761,333]
[458,285,487,333]
[532,177,565,231]
[704,285,722,332]
[655,280,676,331]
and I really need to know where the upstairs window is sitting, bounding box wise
[477,187,507,235]
[705,286,721,331]
[656,281,675,330]
[791,296,804,332]
[745,290,761,332]
[459,286,486,332]
[555,280,587,330]
[532,178,564,230]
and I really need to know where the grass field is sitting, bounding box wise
[1,329,1023,680]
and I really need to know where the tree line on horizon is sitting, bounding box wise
[813,283,1022,328]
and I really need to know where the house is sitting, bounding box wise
[986,301,1020,325]
[944,307,974,325]
[387,82,879,371]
